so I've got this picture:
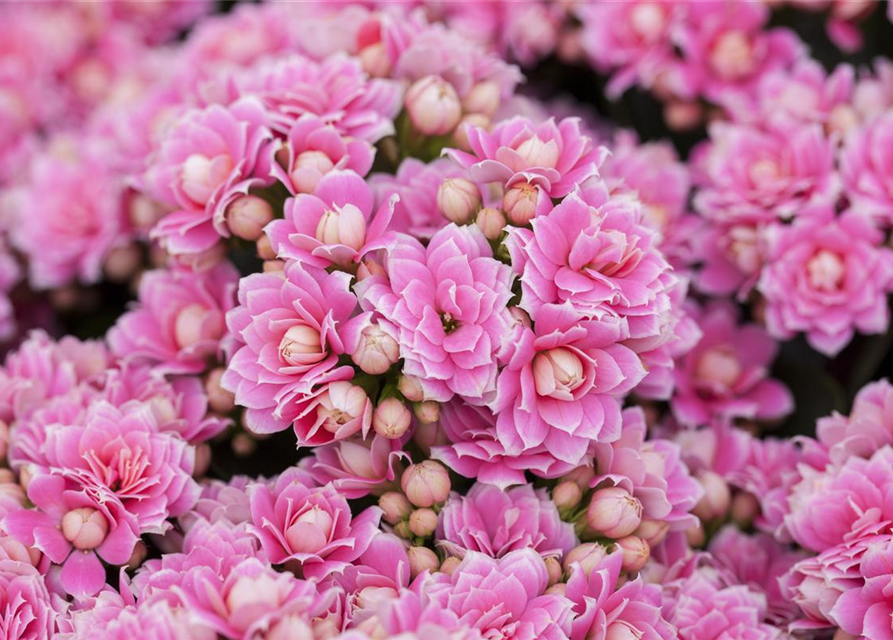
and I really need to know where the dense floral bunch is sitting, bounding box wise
[0,1,892,639]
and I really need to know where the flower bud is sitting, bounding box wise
[502,182,539,226]
[194,443,211,478]
[437,178,481,224]
[545,556,563,587]
[605,621,644,640]
[563,542,608,577]
[587,487,643,539]
[379,491,412,525]
[462,80,500,117]
[225,195,274,241]
[413,401,440,425]
[409,508,439,538]
[475,207,506,240]
[278,323,324,367]
[126,541,149,570]
[398,375,425,402]
[352,324,399,375]
[408,546,440,578]
[686,521,706,548]
[232,432,257,457]
[104,244,142,283]
[290,151,335,194]
[394,520,412,539]
[692,471,731,522]
[286,505,334,554]
[373,398,412,439]
[317,382,369,438]
[439,556,461,576]
[565,466,595,490]
[634,519,669,547]
[129,192,165,231]
[412,421,449,457]
[61,508,109,550]
[452,114,490,151]
[664,101,703,132]
[206,367,235,414]
[615,535,650,573]
[533,348,586,400]
[315,204,366,252]
[516,135,560,169]
[401,461,451,508]
[405,75,462,136]
[174,303,225,349]
[546,583,567,597]
[257,234,276,260]
[731,491,760,527]
[359,42,391,78]
[553,481,582,512]
[268,616,314,640]
[226,573,283,615]
[0,468,13,485]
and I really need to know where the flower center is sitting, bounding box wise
[630,3,665,42]
[695,346,742,391]
[807,249,845,292]
[515,135,560,169]
[709,31,756,81]
[533,347,585,399]
[278,323,324,367]
[441,312,459,334]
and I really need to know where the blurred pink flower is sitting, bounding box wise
[841,111,893,227]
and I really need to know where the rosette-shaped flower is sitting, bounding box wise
[491,302,644,466]
[444,116,606,198]
[248,468,382,579]
[58,600,216,640]
[592,407,702,533]
[266,170,396,268]
[832,537,893,640]
[357,224,513,403]
[567,549,674,640]
[144,97,273,254]
[305,434,407,499]
[696,220,774,299]
[222,260,369,438]
[758,210,893,356]
[437,482,577,560]
[108,262,238,375]
[818,379,893,464]
[693,122,837,222]
[423,549,573,640]
[785,446,893,552]
[182,477,254,530]
[671,301,792,428]
[841,111,893,226]
[0,560,56,640]
[272,114,375,195]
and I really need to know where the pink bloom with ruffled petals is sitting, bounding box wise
[0,559,56,640]
[841,111,893,227]
[818,379,893,464]
[831,536,893,640]
[305,434,407,499]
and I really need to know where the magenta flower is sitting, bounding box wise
[108,262,238,375]
[437,482,577,560]
[423,549,574,640]
[841,111,893,227]
[182,477,255,531]
[357,224,513,403]
[832,537,893,640]
[671,301,792,428]
[248,468,382,579]
[758,210,893,356]
[144,97,274,254]
[0,559,56,640]
[305,434,407,499]
[444,116,606,198]
[222,260,369,438]
[818,379,893,464]
[696,219,775,299]
[266,170,396,269]
[491,302,644,466]
[59,600,215,640]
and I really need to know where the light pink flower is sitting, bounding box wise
[758,209,893,356]
[248,469,381,580]
[0,559,56,640]
[831,536,893,639]
[437,482,577,560]
[304,434,407,499]
[841,111,893,227]
[696,220,775,299]
[58,599,215,640]
[444,116,606,198]
[108,262,238,375]
[817,379,893,464]
[222,260,369,439]
[181,477,255,531]
[357,224,513,403]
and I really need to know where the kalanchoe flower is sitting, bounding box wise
[303,434,407,499]
[0,559,56,640]
[831,536,893,640]
[437,482,577,560]
[222,260,369,439]
[248,468,382,579]
[357,223,514,403]
[817,379,893,464]
[841,111,893,227]
[444,116,607,198]
[59,599,216,640]
[696,219,774,299]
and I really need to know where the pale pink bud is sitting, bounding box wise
[315,204,367,252]
[126,541,149,570]
[257,234,276,260]
[533,348,586,400]
[709,30,755,81]
[692,471,731,521]
[174,303,225,349]
[286,505,334,554]
[439,556,461,576]
[587,487,643,539]
[225,195,274,241]
[553,481,582,511]
[409,508,438,537]
[61,508,109,550]
[452,114,490,151]
[394,521,412,539]
[437,178,481,224]
[0,468,13,485]
[564,466,595,490]
[412,400,440,425]
[828,104,858,137]
[0,422,8,463]
[232,432,257,457]
[194,443,212,478]
[401,461,451,508]
[405,75,462,136]
[379,491,412,525]
[475,207,506,240]
[181,152,234,205]
[731,491,760,527]
[278,323,324,367]
[546,583,567,597]
[502,182,539,226]
[352,324,399,375]
[605,621,644,640]
[0,536,41,566]
[268,616,314,640]
[462,80,501,117]
[206,367,235,413]
[290,150,335,194]
[664,101,703,131]
[407,546,439,578]
[686,522,706,547]
[695,347,742,389]
[104,244,142,283]
[373,398,412,439]
[635,519,669,547]
[545,556,563,587]
[516,135,560,169]
[317,382,369,436]
[359,42,391,78]
[398,375,425,402]
[129,192,165,231]
[563,542,608,576]
[226,573,284,618]
[413,421,450,457]
[615,535,650,573]
[263,259,285,274]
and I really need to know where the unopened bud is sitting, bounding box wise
[615,535,650,573]
[413,400,440,425]
[226,195,274,241]
[502,182,539,226]
[587,487,643,539]
[553,481,582,512]
[398,375,425,402]
[405,75,462,136]
[379,491,412,525]
[206,367,235,414]
[563,543,608,577]
[439,556,461,576]
[545,556,563,587]
[437,178,481,224]
[409,508,439,538]
[475,207,506,240]
[407,546,440,578]
[692,471,731,522]
[731,491,760,527]
[352,324,400,375]
[401,461,451,508]
[373,398,412,440]
[462,80,501,117]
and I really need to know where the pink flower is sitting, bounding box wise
[0,240,20,342]
[304,434,407,499]
[181,478,255,531]
[248,468,382,579]
[272,114,375,195]
[758,210,893,356]
[0,559,56,640]
[841,111,893,227]
[144,97,274,255]
[818,379,893,464]
[491,302,643,466]
[357,224,513,403]
[266,170,396,269]
[693,122,837,222]
[58,600,215,640]
[696,220,775,299]
[423,549,574,640]
[437,482,577,560]
[831,536,893,639]
[671,301,792,428]
[222,260,369,439]
[109,262,238,375]
[444,116,606,198]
